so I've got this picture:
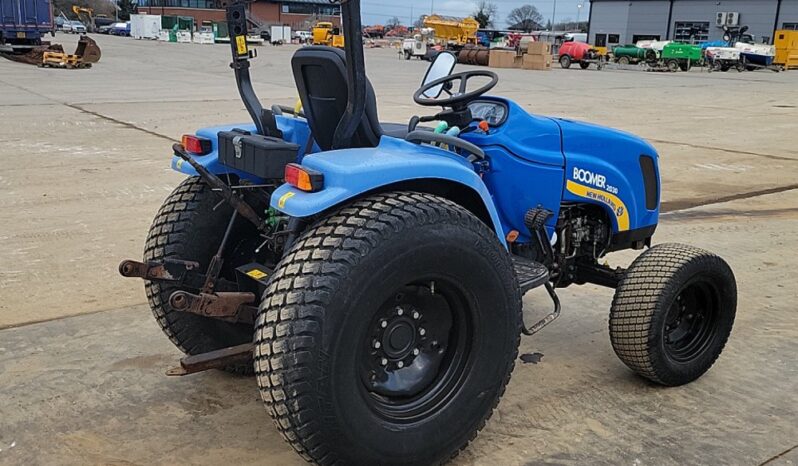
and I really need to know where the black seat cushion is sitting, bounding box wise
[291,46,384,151]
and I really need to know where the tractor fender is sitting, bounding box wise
[271,137,508,246]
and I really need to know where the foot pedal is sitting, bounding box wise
[524,207,554,264]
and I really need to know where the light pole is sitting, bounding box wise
[576,2,583,24]
[551,0,557,31]
[431,0,434,15]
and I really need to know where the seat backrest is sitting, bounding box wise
[291,46,383,151]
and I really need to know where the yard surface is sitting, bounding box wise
[1,33,796,465]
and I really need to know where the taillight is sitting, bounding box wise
[284,163,324,192]
[181,134,212,155]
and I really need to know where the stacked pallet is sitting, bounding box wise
[488,41,553,71]
[522,42,552,70]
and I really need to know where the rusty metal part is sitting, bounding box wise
[74,36,102,64]
[118,258,199,281]
[201,210,238,293]
[1,37,100,68]
[1,42,63,65]
[172,143,266,232]
[166,343,254,376]
[168,290,256,323]
[458,46,490,66]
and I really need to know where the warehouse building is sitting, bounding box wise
[138,0,340,31]
[587,0,798,47]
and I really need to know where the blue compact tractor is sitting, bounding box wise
[120,1,737,463]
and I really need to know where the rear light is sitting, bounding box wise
[181,134,212,155]
[284,163,324,192]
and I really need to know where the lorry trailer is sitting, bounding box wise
[0,0,54,52]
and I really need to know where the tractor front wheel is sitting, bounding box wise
[609,243,736,386]
[255,192,522,465]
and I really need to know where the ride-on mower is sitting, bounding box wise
[120,1,737,463]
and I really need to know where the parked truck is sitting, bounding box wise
[0,0,54,53]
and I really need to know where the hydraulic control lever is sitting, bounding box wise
[225,2,281,138]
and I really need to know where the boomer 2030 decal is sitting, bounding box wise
[567,167,630,231]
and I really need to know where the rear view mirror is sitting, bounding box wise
[421,52,457,98]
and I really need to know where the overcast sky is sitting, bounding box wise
[360,0,591,28]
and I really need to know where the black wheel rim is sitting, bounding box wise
[358,279,473,423]
[663,279,721,363]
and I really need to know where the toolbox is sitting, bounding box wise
[218,129,299,180]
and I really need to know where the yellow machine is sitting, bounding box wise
[774,30,798,70]
[71,5,95,32]
[422,15,479,47]
[312,21,345,48]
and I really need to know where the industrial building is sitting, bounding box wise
[137,0,340,30]
[587,0,798,46]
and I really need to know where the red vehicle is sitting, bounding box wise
[558,41,604,69]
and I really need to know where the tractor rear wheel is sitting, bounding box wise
[144,176,257,375]
[559,54,572,69]
[255,192,522,465]
[609,243,736,386]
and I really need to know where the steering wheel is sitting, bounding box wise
[413,70,499,109]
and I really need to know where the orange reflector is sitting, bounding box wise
[478,120,490,133]
[181,134,212,155]
[506,230,520,243]
[284,163,324,192]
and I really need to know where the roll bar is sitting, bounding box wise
[224,0,365,147]
[331,0,367,150]
[225,2,282,138]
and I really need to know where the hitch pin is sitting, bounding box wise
[430,280,436,295]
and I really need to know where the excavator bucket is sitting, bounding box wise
[74,36,101,64]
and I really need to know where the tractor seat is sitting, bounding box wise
[292,46,416,150]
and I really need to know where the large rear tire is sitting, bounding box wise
[144,176,256,375]
[255,192,522,465]
[609,243,736,386]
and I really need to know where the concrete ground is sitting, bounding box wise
[0,33,796,465]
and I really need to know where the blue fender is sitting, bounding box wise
[270,136,509,246]
[170,116,313,181]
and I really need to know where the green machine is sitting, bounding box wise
[612,45,655,65]
[660,43,702,71]
[613,42,702,71]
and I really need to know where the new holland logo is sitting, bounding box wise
[566,180,630,231]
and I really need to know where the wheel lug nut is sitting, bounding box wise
[412,311,420,320]
[419,328,426,336]
[396,307,404,316]
[380,320,388,328]
[380,358,388,366]
[397,361,404,368]
[413,348,420,356]
[373,340,381,349]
